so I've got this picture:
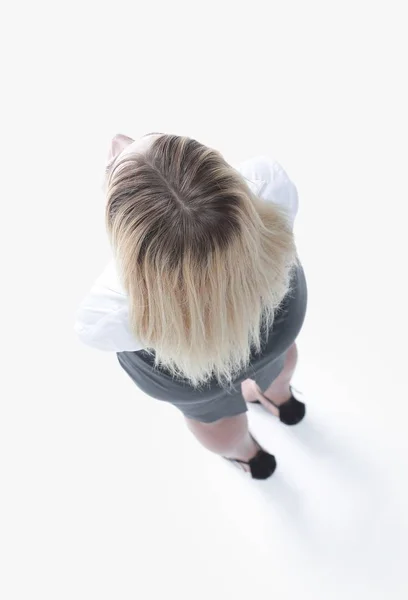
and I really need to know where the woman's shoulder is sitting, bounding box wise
[237,156,299,226]
[237,155,282,182]
[94,259,127,295]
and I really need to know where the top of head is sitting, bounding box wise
[105,133,261,267]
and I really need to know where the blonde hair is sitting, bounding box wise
[106,135,297,388]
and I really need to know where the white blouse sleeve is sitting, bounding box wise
[74,261,144,352]
[238,156,299,228]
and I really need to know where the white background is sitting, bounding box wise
[1,1,408,599]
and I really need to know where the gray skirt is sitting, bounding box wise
[117,264,307,423]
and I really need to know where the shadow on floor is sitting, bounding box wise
[252,414,405,592]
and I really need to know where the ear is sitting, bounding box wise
[107,133,134,163]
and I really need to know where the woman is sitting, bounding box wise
[75,133,307,480]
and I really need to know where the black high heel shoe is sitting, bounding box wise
[253,387,306,426]
[225,436,277,480]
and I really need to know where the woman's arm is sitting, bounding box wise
[75,262,143,352]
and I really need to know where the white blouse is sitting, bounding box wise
[75,156,299,352]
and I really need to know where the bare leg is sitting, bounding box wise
[264,342,298,405]
[241,343,298,417]
[185,413,259,471]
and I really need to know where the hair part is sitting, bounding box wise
[106,134,297,388]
